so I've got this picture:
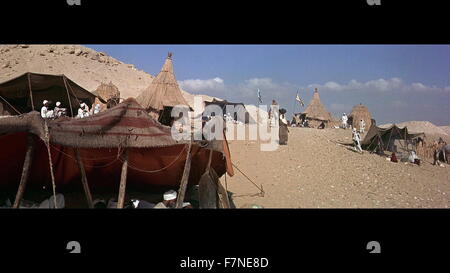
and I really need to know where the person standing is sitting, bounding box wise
[360,119,366,134]
[279,108,289,145]
[342,113,348,129]
[352,128,363,153]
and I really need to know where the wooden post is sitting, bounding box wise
[198,149,218,209]
[117,149,129,208]
[27,73,35,111]
[75,149,94,208]
[13,134,35,208]
[63,76,74,117]
[175,142,193,208]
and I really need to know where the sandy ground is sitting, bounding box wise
[225,127,450,208]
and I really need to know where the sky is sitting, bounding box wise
[86,45,450,126]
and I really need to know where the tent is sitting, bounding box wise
[0,98,234,208]
[0,72,97,117]
[300,88,332,128]
[136,52,190,124]
[204,98,255,124]
[92,81,120,111]
[348,103,373,131]
[361,124,425,156]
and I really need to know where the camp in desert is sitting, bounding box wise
[0,44,449,208]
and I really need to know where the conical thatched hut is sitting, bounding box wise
[300,88,332,128]
[136,52,190,124]
[348,103,372,132]
[93,81,120,111]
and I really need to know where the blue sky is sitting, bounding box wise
[86,45,450,125]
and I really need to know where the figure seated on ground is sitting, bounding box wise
[154,190,192,209]
[390,152,398,163]
[408,151,421,166]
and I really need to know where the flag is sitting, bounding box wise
[257,89,262,103]
[296,92,304,107]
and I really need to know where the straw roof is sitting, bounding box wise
[136,52,189,111]
[349,103,372,130]
[93,81,120,101]
[302,88,332,121]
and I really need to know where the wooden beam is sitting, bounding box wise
[75,149,94,208]
[13,134,35,208]
[198,149,218,208]
[63,76,74,117]
[117,149,129,209]
[27,73,35,111]
[175,142,193,208]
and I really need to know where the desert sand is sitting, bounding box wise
[225,127,450,208]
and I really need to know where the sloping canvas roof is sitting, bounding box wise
[0,72,96,116]
[361,124,425,152]
[136,53,189,111]
[302,88,332,121]
[0,98,234,191]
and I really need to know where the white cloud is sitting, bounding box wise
[178,77,225,93]
[308,77,449,94]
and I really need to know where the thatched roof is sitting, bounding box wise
[349,103,372,130]
[136,53,189,111]
[93,81,120,101]
[302,88,332,121]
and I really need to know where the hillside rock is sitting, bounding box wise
[0,44,155,99]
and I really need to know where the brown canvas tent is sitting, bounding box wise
[348,103,373,131]
[0,72,97,117]
[136,53,190,124]
[300,88,332,128]
[361,124,425,155]
[0,98,234,208]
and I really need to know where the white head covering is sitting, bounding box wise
[43,100,48,105]
[56,101,61,107]
[163,190,177,201]
[132,199,140,208]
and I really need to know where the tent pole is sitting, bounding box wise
[75,149,94,208]
[13,133,35,208]
[175,141,193,208]
[63,76,74,117]
[117,149,129,208]
[27,73,35,111]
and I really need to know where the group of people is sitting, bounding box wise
[40,100,101,119]
[41,100,67,119]
[92,189,194,209]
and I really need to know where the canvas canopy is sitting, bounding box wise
[136,53,189,112]
[361,124,425,154]
[0,98,234,192]
[0,72,96,117]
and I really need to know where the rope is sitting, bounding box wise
[120,144,188,173]
[231,162,265,197]
[49,144,122,168]
[44,120,58,208]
